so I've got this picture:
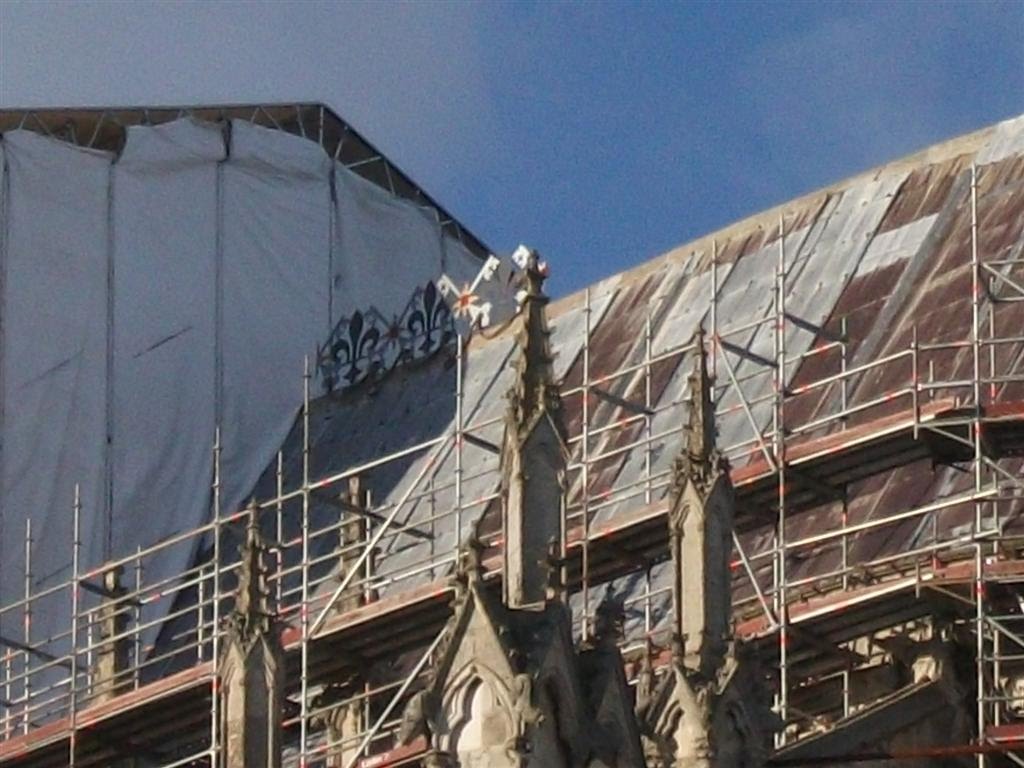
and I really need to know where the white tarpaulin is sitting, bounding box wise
[443,234,491,290]
[333,164,443,320]
[0,119,481,658]
[0,131,111,642]
[220,120,333,517]
[111,118,224,561]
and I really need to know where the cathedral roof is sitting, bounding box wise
[246,111,1024,654]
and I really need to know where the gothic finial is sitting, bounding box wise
[675,329,723,494]
[230,508,273,643]
[499,248,568,610]
[666,329,736,682]
[509,249,562,434]
[688,328,715,465]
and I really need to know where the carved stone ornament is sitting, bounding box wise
[218,511,283,768]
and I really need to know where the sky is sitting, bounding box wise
[1,1,1022,297]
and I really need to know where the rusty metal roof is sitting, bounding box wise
[244,111,1024,652]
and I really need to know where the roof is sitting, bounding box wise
[250,111,1024,646]
[4,106,1024,762]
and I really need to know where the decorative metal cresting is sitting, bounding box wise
[317,248,528,394]
[436,247,528,333]
[317,281,454,393]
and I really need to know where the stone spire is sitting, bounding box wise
[231,513,273,642]
[219,511,282,768]
[669,328,734,679]
[501,249,567,609]
[508,250,564,438]
[396,254,644,768]
[674,327,725,496]
[635,330,771,768]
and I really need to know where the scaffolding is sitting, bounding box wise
[2,162,1024,768]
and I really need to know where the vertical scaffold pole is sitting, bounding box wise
[581,286,592,642]
[971,164,987,768]
[988,302,996,405]
[276,450,284,607]
[364,488,375,605]
[300,356,312,765]
[972,163,984,534]
[840,315,849,421]
[912,325,920,439]
[85,610,93,699]
[840,316,850,591]
[22,518,31,734]
[775,215,789,746]
[976,543,986,768]
[455,332,464,548]
[133,545,141,691]
[711,240,718,399]
[2,649,9,740]
[197,562,206,663]
[69,484,81,768]
[210,426,222,764]
[994,614,1003,730]
[644,309,652,506]
[641,302,654,631]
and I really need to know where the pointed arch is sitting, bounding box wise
[441,664,516,758]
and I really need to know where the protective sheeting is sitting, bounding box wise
[272,155,930,648]
[293,286,620,603]
[443,235,487,290]
[0,119,479,661]
[977,113,1024,166]
[333,165,444,320]
[855,214,937,274]
[111,118,224,562]
[0,131,111,649]
[220,120,333,520]
[713,225,812,455]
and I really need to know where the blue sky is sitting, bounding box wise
[1,1,1022,296]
